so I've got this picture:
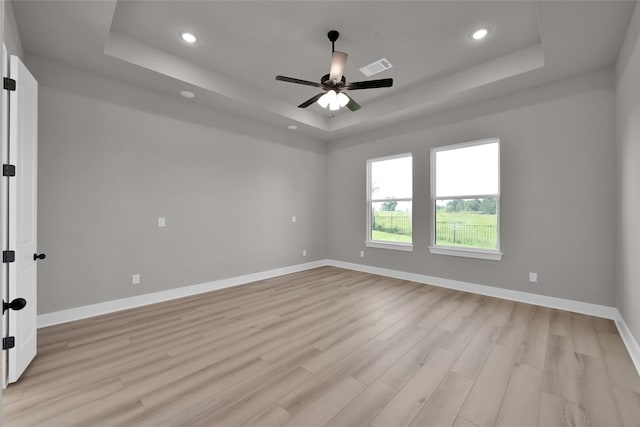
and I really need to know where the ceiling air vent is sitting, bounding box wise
[359,58,393,77]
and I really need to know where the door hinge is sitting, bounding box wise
[2,251,15,263]
[3,77,16,91]
[3,337,15,350]
[3,164,16,177]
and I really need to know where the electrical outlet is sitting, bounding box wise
[302,249,307,257]
[132,274,140,285]
[529,272,538,283]
[360,250,365,258]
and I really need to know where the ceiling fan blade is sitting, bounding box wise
[329,51,348,83]
[345,78,393,90]
[345,94,361,111]
[276,75,321,88]
[298,93,325,108]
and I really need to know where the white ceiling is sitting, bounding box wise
[12,1,636,141]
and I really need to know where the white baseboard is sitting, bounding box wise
[327,260,640,376]
[37,259,329,328]
[37,257,640,377]
[613,310,640,376]
[327,260,619,320]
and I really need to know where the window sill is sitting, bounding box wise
[428,246,503,261]
[365,241,414,252]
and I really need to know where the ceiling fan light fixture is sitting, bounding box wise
[329,51,348,83]
[317,93,329,109]
[337,92,349,108]
[318,90,338,109]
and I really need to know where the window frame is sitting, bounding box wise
[365,153,414,252]
[429,138,503,261]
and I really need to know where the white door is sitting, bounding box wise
[7,54,38,384]
[1,45,9,389]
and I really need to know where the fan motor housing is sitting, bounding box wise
[321,74,346,87]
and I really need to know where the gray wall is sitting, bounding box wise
[29,56,327,314]
[616,4,640,342]
[327,69,617,306]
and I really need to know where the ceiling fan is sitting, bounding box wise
[275,30,393,112]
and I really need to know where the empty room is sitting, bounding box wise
[1,1,639,426]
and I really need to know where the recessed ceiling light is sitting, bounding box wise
[287,125,298,130]
[181,32,197,43]
[472,28,489,40]
[180,90,195,98]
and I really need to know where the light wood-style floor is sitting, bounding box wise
[4,267,640,426]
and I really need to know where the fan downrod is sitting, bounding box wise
[328,30,339,52]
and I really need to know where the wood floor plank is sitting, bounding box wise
[371,348,458,427]
[537,392,586,427]
[408,372,474,427]
[281,376,365,427]
[311,310,387,351]
[496,302,535,350]
[260,305,381,364]
[451,323,500,380]
[351,326,430,386]
[376,288,451,341]
[278,338,387,416]
[571,313,603,358]
[593,316,618,334]
[4,267,636,427]
[495,363,543,427]
[575,353,624,427]
[87,401,147,427]
[517,306,550,370]
[4,378,125,426]
[444,298,497,354]
[378,327,450,390]
[458,344,517,427]
[597,331,640,393]
[439,299,480,332]
[243,404,292,427]
[324,381,396,427]
[542,333,578,403]
[485,299,515,327]
[612,386,640,427]
[302,321,391,374]
[416,295,461,332]
[138,347,319,427]
[452,417,480,427]
[549,308,572,337]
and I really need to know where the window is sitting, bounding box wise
[430,139,502,260]
[366,153,413,251]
